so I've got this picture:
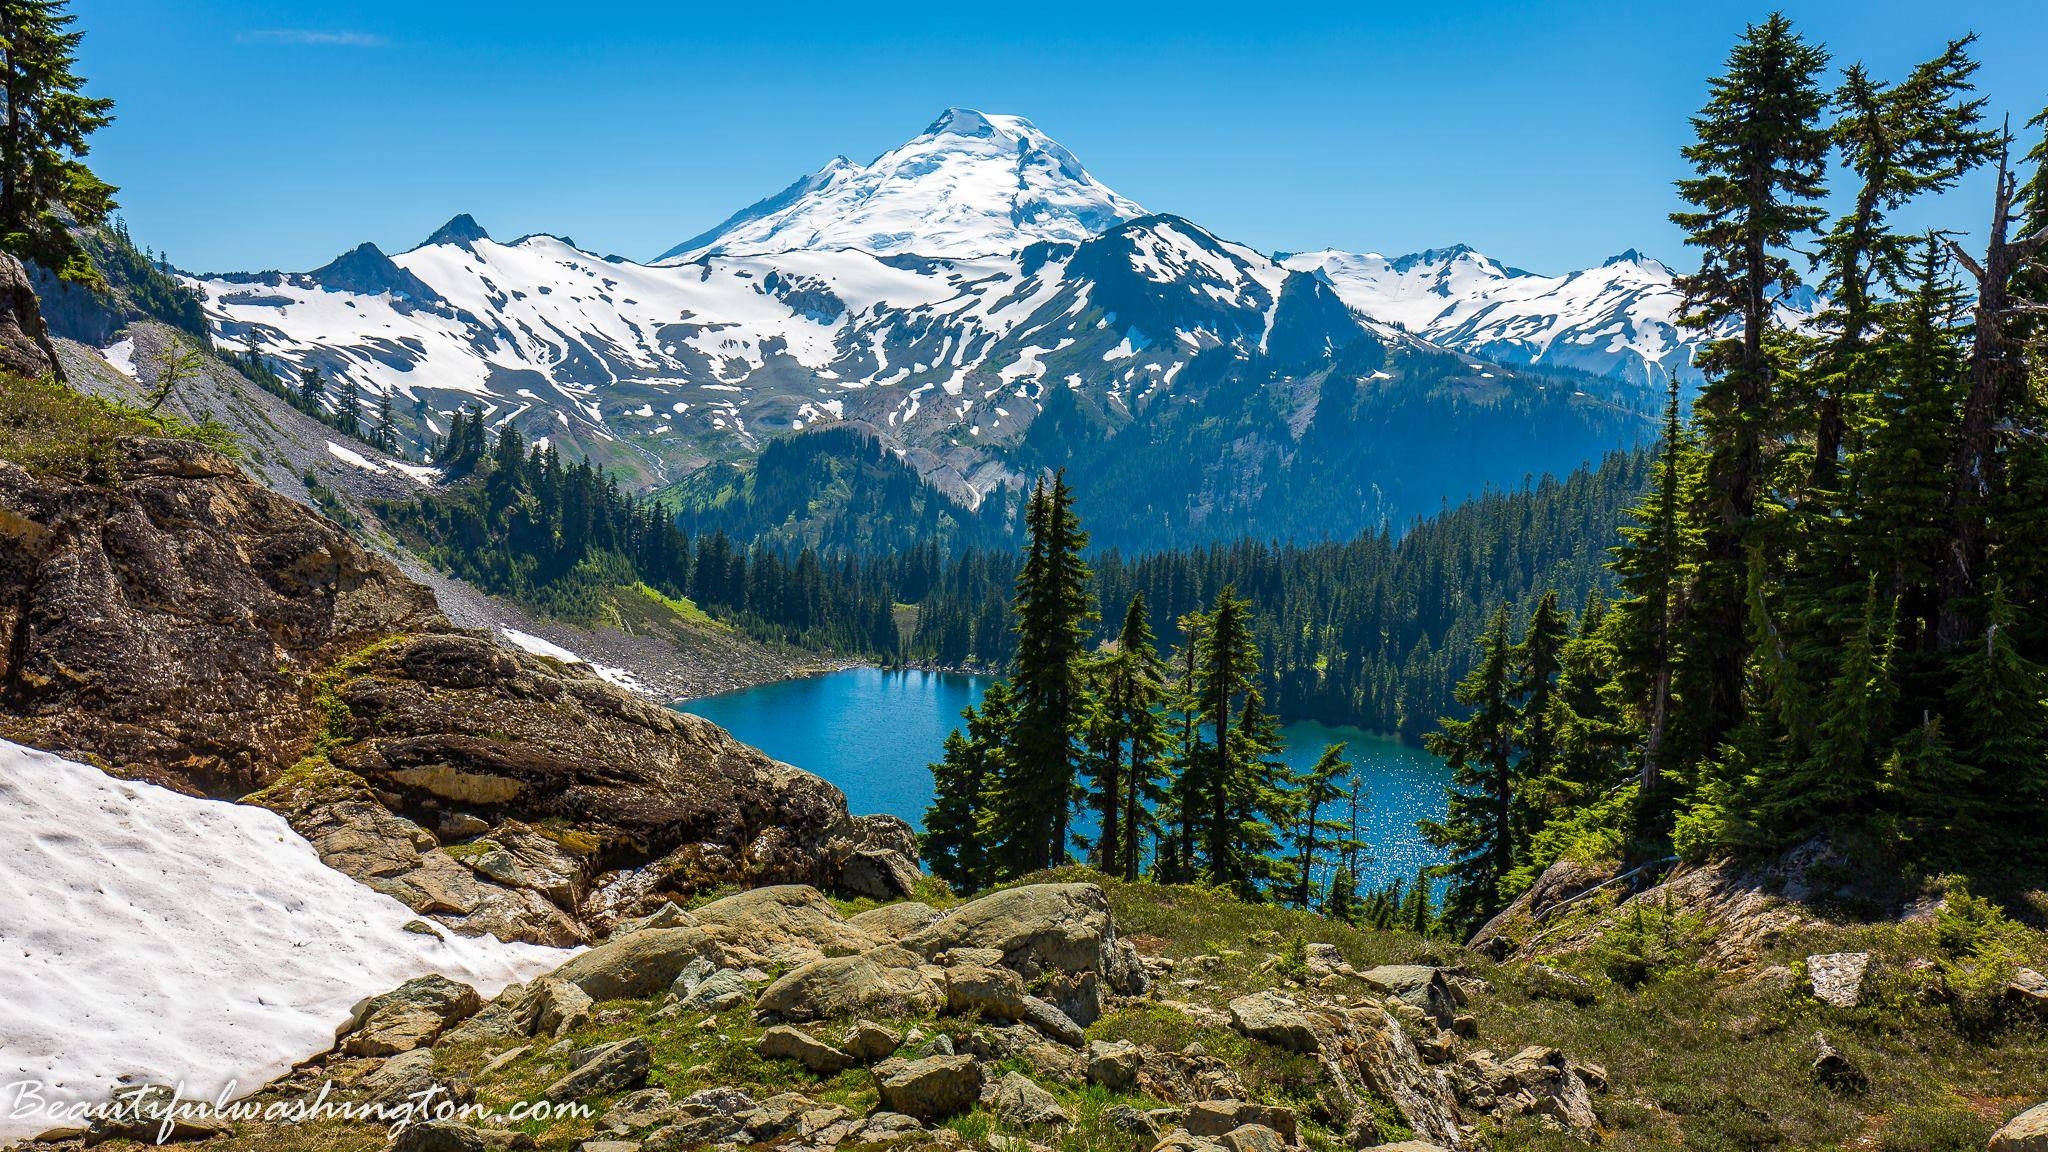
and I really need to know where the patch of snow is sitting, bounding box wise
[499,627,585,665]
[101,338,138,379]
[0,739,571,1140]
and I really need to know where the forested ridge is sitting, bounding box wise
[377,402,1648,740]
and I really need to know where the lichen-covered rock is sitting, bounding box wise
[544,1037,652,1102]
[547,927,722,1001]
[688,885,879,966]
[844,1020,902,1062]
[840,848,920,900]
[0,436,893,942]
[758,1025,857,1074]
[905,883,1147,1022]
[1087,1039,1143,1090]
[1184,1101,1297,1144]
[1993,1102,2048,1152]
[849,901,942,939]
[755,950,944,1021]
[991,1071,1069,1126]
[874,1054,982,1121]
[1806,952,1870,1008]
[1228,991,1321,1054]
[337,974,481,1057]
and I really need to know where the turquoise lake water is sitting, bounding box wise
[677,667,1449,891]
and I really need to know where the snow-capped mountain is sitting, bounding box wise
[1283,245,1821,391]
[656,109,1146,261]
[182,109,1653,542]
[191,208,1386,497]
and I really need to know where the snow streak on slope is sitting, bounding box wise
[1284,246,1820,390]
[663,109,1145,260]
[0,740,571,1139]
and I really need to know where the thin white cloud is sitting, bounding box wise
[236,29,387,47]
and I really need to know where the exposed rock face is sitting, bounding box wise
[873,1054,982,1121]
[0,253,61,380]
[905,881,1148,1022]
[0,439,437,794]
[1483,840,1865,971]
[755,950,945,1021]
[0,434,912,943]
[1807,952,1870,1008]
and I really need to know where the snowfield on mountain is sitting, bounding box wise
[1284,244,1820,389]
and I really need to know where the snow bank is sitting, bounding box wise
[0,740,573,1140]
[498,626,647,694]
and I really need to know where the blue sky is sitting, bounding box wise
[79,0,2047,275]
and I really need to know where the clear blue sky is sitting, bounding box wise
[78,0,2047,275]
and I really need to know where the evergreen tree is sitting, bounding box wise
[0,0,116,286]
[1670,12,1831,774]
[1944,589,2048,862]
[1812,38,1994,490]
[1511,591,1571,840]
[297,363,325,410]
[338,377,362,438]
[1607,382,1700,848]
[1286,743,1350,910]
[1421,605,1522,933]
[922,681,1016,894]
[1193,585,1264,890]
[1082,594,1168,880]
[374,392,397,454]
[988,473,1095,875]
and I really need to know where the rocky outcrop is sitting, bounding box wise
[0,253,61,380]
[1477,840,1874,971]
[0,438,438,794]
[0,434,915,943]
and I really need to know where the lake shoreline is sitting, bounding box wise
[676,667,1451,892]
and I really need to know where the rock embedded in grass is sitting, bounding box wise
[873,1053,983,1121]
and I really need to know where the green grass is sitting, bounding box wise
[0,370,238,480]
[632,581,728,631]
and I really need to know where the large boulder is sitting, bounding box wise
[547,927,722,1001]
[849,901,942,938]
[755,950,944,1021]
[688,885,878,966]
[905,883,1147,1021]
[757,1025,857,1075]
[337,974,481,1057]
[0,253,60,379]
[874,1055,982,1121]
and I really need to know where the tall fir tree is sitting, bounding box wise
[1082,594,1169,880]
[0,0,116,287]
[1286,743,1350,910]
[988,473,1095,875]
[922,681,1017,894]
[1421,605,1523,933]
[1670,12,1831,780]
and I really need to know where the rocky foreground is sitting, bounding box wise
[31,879,1612,1152]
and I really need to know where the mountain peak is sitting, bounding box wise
[661,109,1143,261]
[421,213,490,249]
